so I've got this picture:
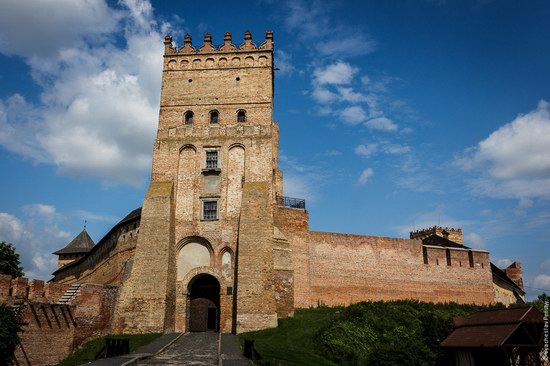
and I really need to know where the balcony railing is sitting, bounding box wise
[276,195,306,210]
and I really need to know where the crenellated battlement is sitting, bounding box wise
[0,274,70,305]
[410,225,463,244]
[164,30,273,55]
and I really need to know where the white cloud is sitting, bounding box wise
[312,86,338,103]
[341,106,367,125]
[365,117,398,131]
[0,0,170,186]
[275,49,297,76]
[0,213,25,242]
[533,274,550,290]
[313,61,358,85]
[457,101,550,200]
[282,0,376,57]
[361,75,370,85]
[23,204,56,218]
[354,144,378,158]
[383,143,411,154]
[317,34,376,57]
[283,174,315,203]
[464,232,486,248]
[0,0,120,59]
[337,87,368,103]
[357,168,374,185]
[494,258,513,269]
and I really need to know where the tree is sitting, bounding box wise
[0,304,24,366]
[0,242,24,278]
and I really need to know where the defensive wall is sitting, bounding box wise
[0,274,116,366]
[275,206,495,308]
[52,208,141,285]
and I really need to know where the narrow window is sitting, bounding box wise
[446,249,451,266]
[184,111,194,124]
[237,110,246,123]
[205,151,219,169]
[203,201,218,220]
[210,110,219,124]
[422,247,428,264]
[468,251,474,267]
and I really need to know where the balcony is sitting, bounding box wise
[276,195,306,210]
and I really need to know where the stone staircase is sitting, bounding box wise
[58,283,82,305]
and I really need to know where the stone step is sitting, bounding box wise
[58,284,82,304]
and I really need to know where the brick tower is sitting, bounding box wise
[113,31,288,334]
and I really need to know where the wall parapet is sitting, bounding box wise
[164,31,273,55]
[0,274,70,304]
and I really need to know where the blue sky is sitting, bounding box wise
[0,0,548,300]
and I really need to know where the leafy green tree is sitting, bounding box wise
[0,242,24,278]
[0,304,24,366]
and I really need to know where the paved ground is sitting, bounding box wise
[85,332,248,366]
[137,333,219,365]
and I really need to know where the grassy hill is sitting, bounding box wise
[238,300,507,366]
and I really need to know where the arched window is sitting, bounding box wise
[237,110,246,123]
[184,111,194,124]
[210,110,219,124]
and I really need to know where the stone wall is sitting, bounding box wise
[235,182,278,332]
[113,182,176,334]
[275,207,494,307]
[0,274,116,366]
[52,212,140,285]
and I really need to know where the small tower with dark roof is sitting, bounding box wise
[53,229,95,269]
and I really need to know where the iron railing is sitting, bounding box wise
[276,195,306,209]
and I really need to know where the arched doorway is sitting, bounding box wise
[188,274,220,332]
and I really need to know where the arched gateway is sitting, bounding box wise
[188,274,220,332]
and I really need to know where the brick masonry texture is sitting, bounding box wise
[37,30,499,346]
[1,274,116,366]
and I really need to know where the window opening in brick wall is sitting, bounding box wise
[446,249,451,266]
[210,110,219,124]
[203,201,218,220]
[237,110,246,123]
[423,247,428,264]
[468,251,474,267]
[205,151,219,169]
[184,111,194,124]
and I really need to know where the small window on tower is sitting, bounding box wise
[205,151,219,169]
[210,110,219,124]
[202,200,218,220]
[184,111,194,124]
[237,110,246,123]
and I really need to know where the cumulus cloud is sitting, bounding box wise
[23,204,56,219]
[0,0,170,186]
[313,61,358,85]
[464,232,486,248]
[494,258,513,269]
[0,0,120,59]
[354,144,378,158]
[366,117,398,131]
[383,143,411,154]
[533,274,550,290]
[275,49,297,76]
[457,101,550,200]
[341,106,368,125]
[311,86,339,103]
[0,213,25,242]
[357,168,374,185]
[282,0,376,57]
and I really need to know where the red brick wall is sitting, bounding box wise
[305,232,494,306]
[0,275,117,366]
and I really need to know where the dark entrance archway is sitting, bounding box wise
[188,274,220,332]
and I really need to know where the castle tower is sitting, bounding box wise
[53,229,95,269]
[410,226,463,244]
[113,31,283,334]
